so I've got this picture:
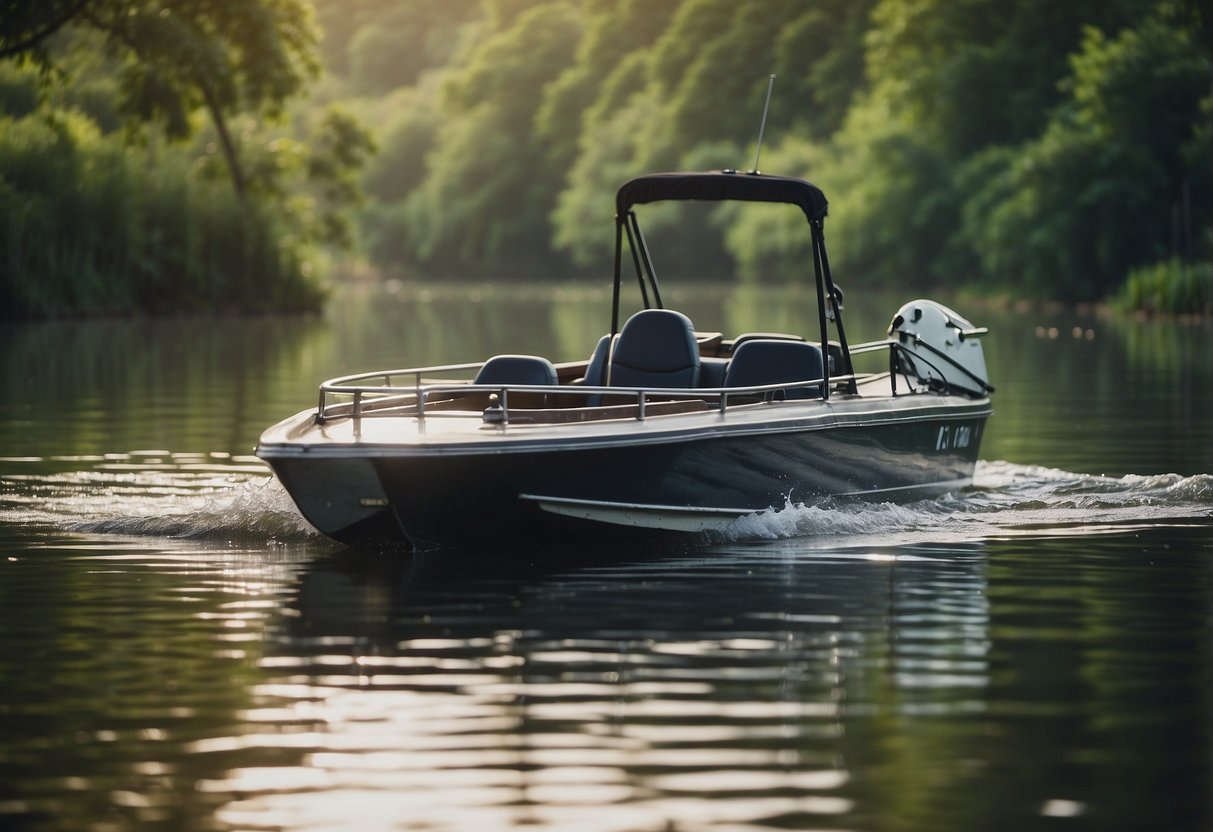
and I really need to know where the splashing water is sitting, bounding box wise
[1,455,1209,548]
[0,452,323,543]
[721,461,1212,545]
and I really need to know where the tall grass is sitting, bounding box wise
[1115,258,1213,317]
[1,114,327,318]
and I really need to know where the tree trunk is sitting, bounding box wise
[200,82,248,203]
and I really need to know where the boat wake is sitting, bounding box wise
[722,461,1213,545]
[1,456,1209,548]
[0,453,325,544]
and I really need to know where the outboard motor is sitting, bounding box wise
[888,300,993,397]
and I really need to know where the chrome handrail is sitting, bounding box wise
[317,376,842,425]
[313,338,954,426]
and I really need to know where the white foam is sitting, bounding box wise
[0,461,323,543]
[72,476,323,542]
[717,462,1213,545]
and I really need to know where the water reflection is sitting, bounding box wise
[171,528,1207,832]
[201,541,990,831]
[0,534,315,830]
[1,517,1210,830]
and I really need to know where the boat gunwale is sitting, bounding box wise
[257,392,993,459]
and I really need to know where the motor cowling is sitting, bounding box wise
[888,300,992,397]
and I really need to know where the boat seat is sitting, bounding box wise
[474,354,558,386]
[723,339,824,399]
[578,334,613,387]
[608,309,700,389]
[729,332,805,352]
[699,357,730,388]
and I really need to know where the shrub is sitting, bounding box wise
[0,114,326,318]
[1115,259,1213,316]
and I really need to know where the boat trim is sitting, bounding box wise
[518,493,757,532]
[519,474,977,533]
[833,477,974,498]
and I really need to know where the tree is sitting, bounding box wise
[403,2,582,274]
[958,12,1213,299]
[772,0,877,140]
[536,0,680,172]
[343,1,481,94]
[0,0,91,60]
[864,0,1144,157]
[1,0,322,202]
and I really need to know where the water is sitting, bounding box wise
[1,283,1211,831]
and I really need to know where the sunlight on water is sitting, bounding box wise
[194,606,878,832]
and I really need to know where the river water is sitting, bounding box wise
[1,282,1210,832]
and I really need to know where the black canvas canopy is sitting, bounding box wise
[615,170,828,222]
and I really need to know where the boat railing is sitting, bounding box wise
[317,370,843,426]
[316,363,483,423]
[314,337,972,426]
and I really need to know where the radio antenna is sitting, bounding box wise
[750,74,776,174]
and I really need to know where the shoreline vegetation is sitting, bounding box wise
[2,0,1210,320]
[1,114,328,318]
[1115,260,1213,318]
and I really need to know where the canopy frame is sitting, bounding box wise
[610,170,855,397]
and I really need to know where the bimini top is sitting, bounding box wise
[616,170,828,222]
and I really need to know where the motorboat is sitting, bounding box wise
[256,170,994,549]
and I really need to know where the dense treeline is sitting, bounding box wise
[329,0,1211,306]
[2,0,1210,316]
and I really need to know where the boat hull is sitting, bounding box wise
[260,397,990,549]
[375,411,986,548]
[267,455,400,544]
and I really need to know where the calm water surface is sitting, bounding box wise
[1,283,1211,832]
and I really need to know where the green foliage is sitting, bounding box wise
[2,0,327,201]
[1,0,375,317]
[1116,258,1213,315]
[396,2,583,275]
[535,0,679,171]
[0,62,38,116]
[330,0,1209,304]
[771,0,876,140]
[552,82,667,268]
[864,0,1142,156]
[341,1,482,93]
[300,107,379,248]
[0,0,84,63]
[0,113,325,318]
[953,11,1212,299]
[363,89,438,205]
[5,0,1212,308]
[721,139,826,280]
[820,90,964,287]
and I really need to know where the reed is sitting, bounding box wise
[1116,258,1213,317]
[0,115,326,319]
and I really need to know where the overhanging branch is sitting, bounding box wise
[0,0,93,60]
